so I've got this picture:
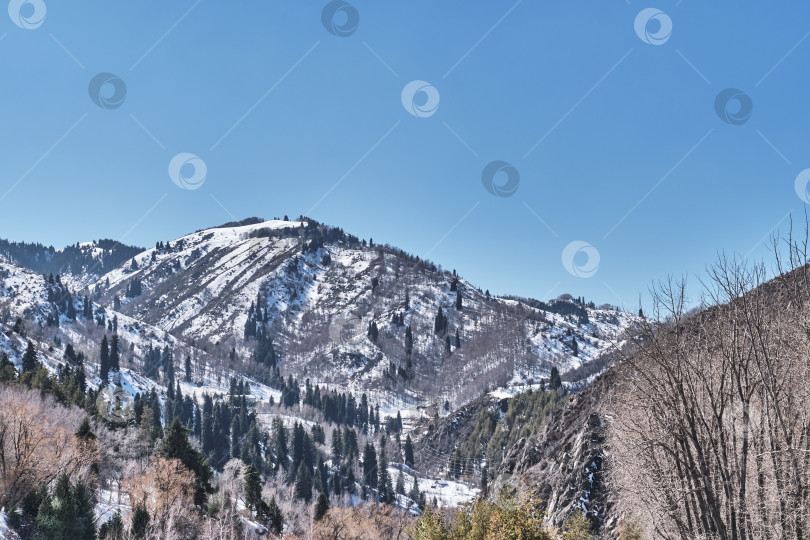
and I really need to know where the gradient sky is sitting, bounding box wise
[1,1,809,309]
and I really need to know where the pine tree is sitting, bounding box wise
[550,366,562,391]
[131,505,149,539]
[99,336,110,382]
[21,340,37,373]
[244,464,262,511]
[202,396,214,454]
[396,469,405,495]
[184,355,192,382]
[367,321,379,343]
[456,289,462,310]
[267,497,283,535]
[571,335,579,357]
[405,326,413,355]
[160,418,213,506]
[36,473,96,540]
[294,462,313,502]
[230,416,241,459]
[109,334,120,372]
[66,293,76,320]
[331,428,343,463]
[314,492,329,521]
[409,474,421,503]
[363,442,378,489]
[404,435,414,467]
[75,417,95,440]
[163,347,175,388]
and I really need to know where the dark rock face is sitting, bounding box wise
[494,370,618,536]
[412,394,501,477]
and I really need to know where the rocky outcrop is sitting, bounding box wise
[494,369,618,537]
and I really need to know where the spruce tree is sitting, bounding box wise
[130,504,149,538]
[294,462,312,502]
[109,334,120,372]
[456,289,462,310]
[244,464,262,511]
[267,497,283,535]
[314,492,329,521]
[99,336,110,382]
[396,469,405,495]
[21,340,37,373]
[160,418,213,506]
[66,294,76,320]
[404,435,414,467]
[331,429,343,463]
[363,442,378,489]
[409,474,421,504]
[184,355,192,382]
[379,444,394,503]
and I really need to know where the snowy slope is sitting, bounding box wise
[1,218,640,417]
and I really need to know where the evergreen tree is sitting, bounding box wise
[99,510,123,540]
[66,294,76,320]
[131,505,149,538]
[331,429,343,463]
[36,473,96,540]
[160,418,213,506]
[230,416,241,459]
[456,289,462,310]
[294,462,313,502]
[314,492,329,521]
[550,366,562,391]
[201,396,214,454]
[184,355,192,382]
[434,307,447,335]
[367,321,379,343]
[272,418,289,473]
[404,435,414,467]
[396,469,405,495]
[244,464,262,511]
[409,474,421,504]
[109,334,120,372]
[99,336,110,382]
[75,417,95,440]
[162,347,174,389]
[266,497,283,535]
[363,442,378,489]
[21,340,38,373]
[571,335,579,357]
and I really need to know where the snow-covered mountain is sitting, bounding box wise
[2,217,639,414]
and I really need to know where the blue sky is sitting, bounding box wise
[1,1,809,309]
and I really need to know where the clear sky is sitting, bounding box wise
[1,1,809,309]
